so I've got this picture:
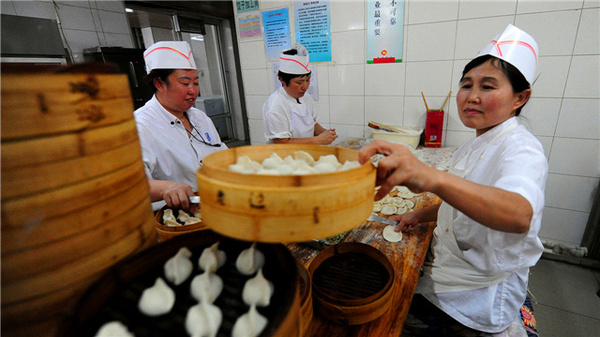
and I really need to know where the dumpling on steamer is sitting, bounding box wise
[293,150,316,165]
[338,160,361,171]
[231,304,268,337]
[199,242,227,272]
[235,242,265,276]
[177,210,191,223]
[138,277,175,316]
[164,247,193,286]
[242,268,274,307]
[162,209,179,227]
[261,152,284,170]
[184,216,201,225]
[94,321,134,337]
[185,300,222,337]
[190,271,223,303]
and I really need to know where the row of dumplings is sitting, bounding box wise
[229,151,361,175]
[162,208,202,227]
[95,242,272,337]
[373,186,420,216]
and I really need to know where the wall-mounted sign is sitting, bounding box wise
[294,0,332,63]
[236,0,260,13]
[238,13,262,39]
[367,0,404,63]
[263,8,292,61]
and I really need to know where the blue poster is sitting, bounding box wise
[367,0,404,63]
[294,0,332,63]
[262,8,291,61]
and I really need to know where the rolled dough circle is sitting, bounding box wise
[382,225,402,242]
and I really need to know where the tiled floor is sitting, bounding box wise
[528,257,600,337]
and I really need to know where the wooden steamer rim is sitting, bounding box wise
[197,144,376,242]
[308,242,395,325]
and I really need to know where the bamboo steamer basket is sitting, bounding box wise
[1,69,157,337]
[308,243,395,325]
[196,144,376,242]
[154,204,208,242]
[297,261,313,336]
[60,230,301,337]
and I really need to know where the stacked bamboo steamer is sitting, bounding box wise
[1,68,157,336]
[197,144,376,242]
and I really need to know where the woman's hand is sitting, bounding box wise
[393,212,420,233]
[149,179,198,213]
[315,128,337,145]
[359,140,441,200]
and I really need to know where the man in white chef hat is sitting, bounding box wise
[135,41,226,212]
[262,42,337,145]
[360,24,547,337]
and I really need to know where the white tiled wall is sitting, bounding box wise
[1,0,133,62]
[234,0,600,246]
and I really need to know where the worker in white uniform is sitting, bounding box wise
[359,25,547,337]
[263,42,337,145]
[135,41,226,212]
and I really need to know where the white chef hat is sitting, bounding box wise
[143,41,197,74]
[476,24,539,85]
[279,42,310,75]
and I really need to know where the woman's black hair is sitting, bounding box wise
[145,69,175,93]
[277,70,311,87]
[460,55,531,116]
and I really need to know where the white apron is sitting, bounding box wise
[419,123,517,293]
[288,99,315,139]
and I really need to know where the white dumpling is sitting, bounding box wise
[275,164,295,175]
[94,321,134,337]
[231,304,268,337]
[185,300,222,337]
[229,163,245,173]
[316,154,341,167]
[293,150,315,165]
[256,168,280,175]
[242,161,262,174]
[162,209,179,227]
[313,162,338,173]
[261,153,284,170]
[184,216,202,225]
[235,242,265,276]
[138,278,175,316]
[236,155,253,165]
[190,271,223,303]
[292,161,318,175]
[193,208,202,219]
[283,155,296,167]
[199,242,227,272]
[242,268,274,307]
[338,160,361,171]
[177,210,191,223]
[164,247,193,286]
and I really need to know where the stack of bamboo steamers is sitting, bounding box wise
[1,68,157,336]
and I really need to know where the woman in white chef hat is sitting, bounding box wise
[360,25,547,336]
[262,42,337,145]
[135,41,226,212]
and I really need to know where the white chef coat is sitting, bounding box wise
[134,95,227,210]
[262,87,318,143]
[415,117,548,333]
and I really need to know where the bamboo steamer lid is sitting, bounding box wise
[196,144,376,242]
[1,68,157,337]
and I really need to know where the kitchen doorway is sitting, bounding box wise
[125,2,249,147]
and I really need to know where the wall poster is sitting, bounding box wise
[263,8,292,61]
[367,0,404,63]
[293,0,332,63]
[236,0,260,13]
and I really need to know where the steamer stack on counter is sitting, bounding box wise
[1,69,157,337]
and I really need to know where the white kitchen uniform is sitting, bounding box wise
[262,87,318,143]
[135,95,227,211]
[415,117,547,333]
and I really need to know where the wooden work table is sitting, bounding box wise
[287,191,441,337]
